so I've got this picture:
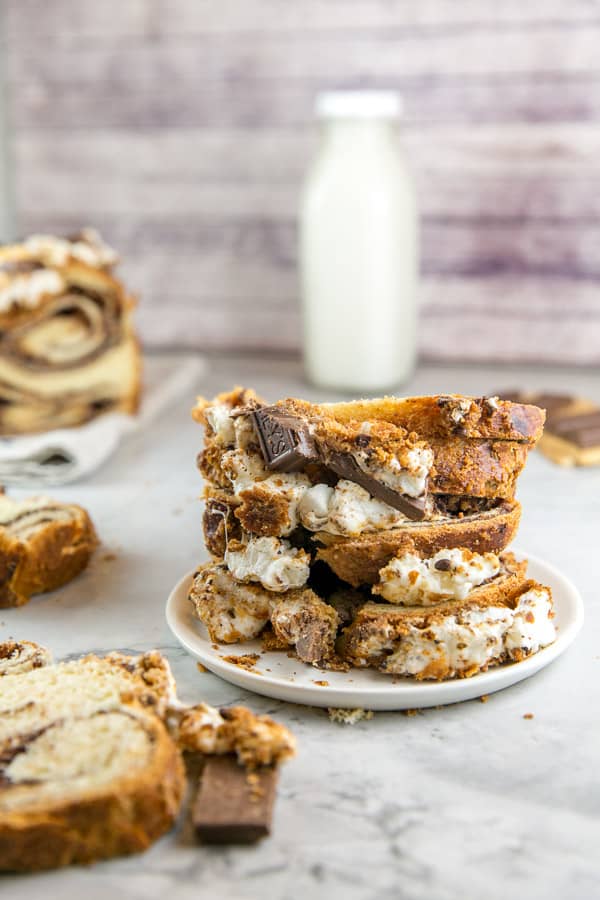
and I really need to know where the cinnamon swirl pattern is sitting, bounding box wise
[0,230,140,434]
[0,494,98,607]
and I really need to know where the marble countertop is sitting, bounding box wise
[3,353,599,900]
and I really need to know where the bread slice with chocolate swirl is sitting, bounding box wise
[0,494,98,607]
[0,640,52,676]
[0,230,140,435]
[0,646,296,871]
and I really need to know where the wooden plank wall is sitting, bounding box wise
[3,0,600,364]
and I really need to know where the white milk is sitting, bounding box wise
[300,91,418,392]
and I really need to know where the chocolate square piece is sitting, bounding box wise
[251,407,318,472]
[193,756,279,844]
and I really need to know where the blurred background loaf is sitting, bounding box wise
[2,1,600,364]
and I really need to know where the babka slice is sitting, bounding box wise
[0,229,141,434]
[0,494,98,607]
[0,646,295,871]
[338,580,556,680]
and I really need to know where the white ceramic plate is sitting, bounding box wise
[166,551,584,710]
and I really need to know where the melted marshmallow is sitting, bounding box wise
[225,536,310,592]
[380,588,555,677]
[375,548,502,605]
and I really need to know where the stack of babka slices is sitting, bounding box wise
[189,388,555,680]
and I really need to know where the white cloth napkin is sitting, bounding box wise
[0,356,205,486]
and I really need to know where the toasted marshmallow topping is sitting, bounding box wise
[222,448,269,493]
[297,482,335,531]
[505,588,556,653]
[205,403,236,445]
[355,444,433,499]
[378,588,555,677]
[222,449,408,537]
[314,479,406,536]
[0,269,66,312]
[225,536,310,592]
[375,548,502,605]
[24,231,117,270]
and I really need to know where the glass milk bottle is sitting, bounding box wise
[300,91,418,392]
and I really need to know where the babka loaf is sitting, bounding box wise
[0,494,98,607]
[0,229,141,434]
[0,646,295,871]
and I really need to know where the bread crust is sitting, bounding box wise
[318,394,545,443]
[0,504,98,608]
[315,501,521,586]
[0,715,185,872]
[428,437,529,498]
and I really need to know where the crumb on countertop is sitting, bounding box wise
[479,695,490,703]
[523,712,534,720]
[196,661,208,673]
[328,708,374,725]
[221,653,261,672]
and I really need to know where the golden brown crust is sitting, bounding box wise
[428,438,529,498]
[0,504,98,608]
[319,395,545,444]
[315,500,521,586]
[0,716,185,872]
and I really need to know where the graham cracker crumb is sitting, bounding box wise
[196,662,208,673]
[313,680,329,687]
[102,552,117,562]
[402,708,422,717]
[246,770,264,802]
[221,653,261,673]
[479,695,490,703]
[328,708,374,725]
[523,713,534,720]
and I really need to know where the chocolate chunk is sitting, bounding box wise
[354,434,371,448]
[251,407,428,518]
[547,411,600,448]
[203,499,229,540]
[251,407,318,472]
[193,756,279,844]
[434,558,452,571]
[497,390,574,413]
[324,451,427,521]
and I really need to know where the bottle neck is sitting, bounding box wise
[320,118,397,153]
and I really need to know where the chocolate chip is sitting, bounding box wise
[354,434,371,447]
[434,558,452,571]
